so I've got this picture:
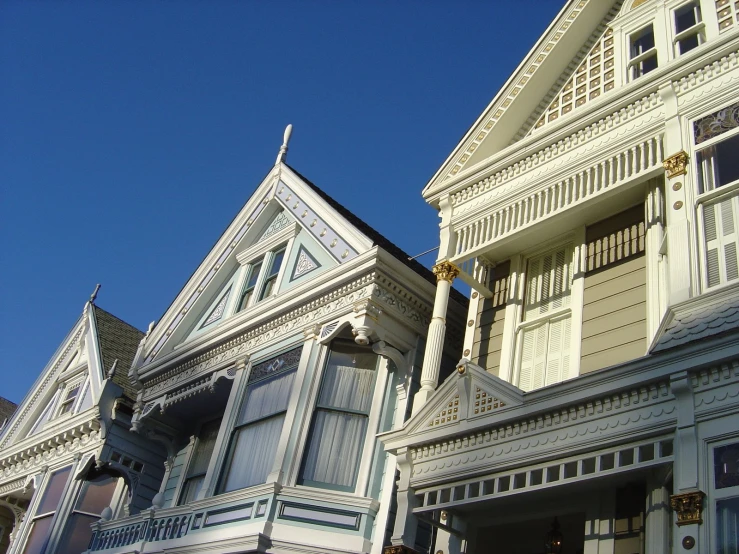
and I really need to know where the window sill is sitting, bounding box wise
[696,179,739,206]
[516,307,572,332]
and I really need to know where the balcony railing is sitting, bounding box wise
[87,512,192,552]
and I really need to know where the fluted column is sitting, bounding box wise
[412,261,459,415]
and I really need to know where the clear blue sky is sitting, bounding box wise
[0,1,562,404]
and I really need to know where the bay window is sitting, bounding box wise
[22,466,71,554]
[299,340,378,492]
[694,102,739,290]
[712,441,739,553]
[515,245,573,392]
[218,347,300,493]
[179,419,221,504]
[56,471,124,554]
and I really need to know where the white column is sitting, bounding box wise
[412,261,460,415]
[645,471,670,554]
[434,511,467,554]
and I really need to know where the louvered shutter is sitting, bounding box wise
[524,247,572,320]
[518,324,548,392]
[704,196,739,288]
[545,317,571,386]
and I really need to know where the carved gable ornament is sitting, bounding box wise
[411,361,523,436]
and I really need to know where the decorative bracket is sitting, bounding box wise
[663,150,688,178]
[372,341,411,391]
[670,490,705,525]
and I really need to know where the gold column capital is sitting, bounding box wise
[383,546,420,554]
[433,261,460,283]
[670,490,705,526]
[663,150,689,178]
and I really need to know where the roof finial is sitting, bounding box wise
[275,124,293,165]
[89,283,101,304]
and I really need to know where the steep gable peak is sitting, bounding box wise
[423,0,622,201]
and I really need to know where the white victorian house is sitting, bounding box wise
[382,1,739,553]
[0,299,164,554]
[82,129,466,554]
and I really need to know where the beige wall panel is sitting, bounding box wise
[583,255,646,288]
[472,261,509,375]
[581,339,647,373]
[583,266,646,304]
[582,304,646,339]
[581,320,647,356]
[582,284,646,321]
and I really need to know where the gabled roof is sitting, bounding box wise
[139,160,468,366]
[92,305,145,399]
[422,0,620,202]
[287,164,465,304]
[0,397,17,425]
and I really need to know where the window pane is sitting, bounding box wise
[36,467,71,515]
[56,513,97,554]
[179,476,204,505]
[631,26,654,57]
[715,443,739,489]
[717,497,739,554]
[268,249,285,277]
[246,261,262,289]
[300,410,368,489]
[675,3,698,33]
[76,474,118,515]
[318,360,375,413]
[187,419,222,477]
[21,516,53,554]
[220,414,285,492]
[237,370,295,425]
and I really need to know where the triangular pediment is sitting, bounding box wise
[405,362,524,437]
[139,162,381,366]
[423,0,624,201]
[0,303,141,449]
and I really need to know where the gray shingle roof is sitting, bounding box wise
[93,305,145,400]
[651,291,739,353]
[0,396,17,425]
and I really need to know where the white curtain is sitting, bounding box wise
[301,410,367,488]
[301,364,374,489]
[718,497,739,554]
[220,370,295,492]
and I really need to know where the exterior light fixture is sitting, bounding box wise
[545,517,563,554]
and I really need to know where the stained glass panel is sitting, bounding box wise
[694,101,739,144]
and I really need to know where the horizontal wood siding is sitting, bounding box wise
[580,206,647,374]
[472,261,510,376]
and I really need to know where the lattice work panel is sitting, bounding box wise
[716,0,739,32]
[532,28,615,131]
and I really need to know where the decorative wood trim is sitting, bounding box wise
[670,490,705,525]
[663,150,688,178]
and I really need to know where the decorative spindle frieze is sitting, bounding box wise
[452,135,663,261]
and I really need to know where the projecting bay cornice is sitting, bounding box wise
[136,263,437,403]
[381,331,739,486]
[0,411,102,476]
[425,34,739,209]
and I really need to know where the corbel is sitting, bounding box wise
[670,490,705,525]
[372,341,411,391]
[352,299,383,345]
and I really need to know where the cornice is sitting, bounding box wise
[426,34,739,208]
[0,414,102,479]
[140,269,435,401]
[0,325,85,449]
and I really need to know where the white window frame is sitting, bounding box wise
[234,222,299,313]
[708,437,739,553]
[692,118,739,292]
[53,375,87,419]
[294,338,388,495]
[672,0,705,55]
[628,24,659,80]
[175,417,222,506]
